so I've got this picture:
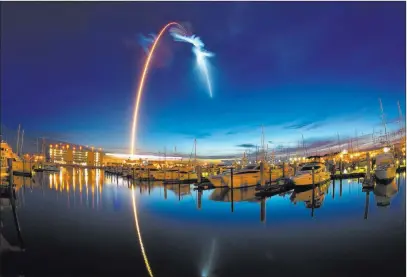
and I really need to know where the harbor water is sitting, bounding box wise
[1,169,405,277]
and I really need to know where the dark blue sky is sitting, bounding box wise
[1,2,405,155]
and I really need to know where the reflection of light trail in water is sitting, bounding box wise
[201,238,217,277]
[131,185,153,277]
[130,21,185,155]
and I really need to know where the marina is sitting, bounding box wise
[1,2,406,277]
[0,168,405,276]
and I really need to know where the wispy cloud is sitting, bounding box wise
[236,143,257,148]
[225,130,238,135]
[285,121,314,130]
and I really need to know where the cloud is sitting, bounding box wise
[177,131,212,140]
[225,130,238,135]
[285,121,314,130]
[236,143,257,148]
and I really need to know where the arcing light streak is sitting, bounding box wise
[170,31,214,98]
[130,22,185,156]
[132,186,153,277]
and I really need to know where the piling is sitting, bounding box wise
[132,168,135,180]
[282,162,285,178]
[340,178,343,197]
[339,159,342,178]
[7,158,25,249]
[7,158,14,189]
[178,183,181,201]
[269,167,272,184]
[366,152,371,180]
[332,179,335,199]
[364,190,370,219]
[147,168,150,182]
[311,167,315,217]
[230,167,234,212]
[260,198,266,223]
[260,161,265,186]
[164,186,167,200]
[197,166,202,183]
[230,167,234,189]
[197,190,202,210]
[178,169,181,182]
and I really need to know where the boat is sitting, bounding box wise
[374,151,396,181]
[220,163,284,188]
[373,178,398,207]
[291,162,331,186]
[42,162,60,172]
[290,181,329,208]
[209,186,259,202]
[207,168,231,187]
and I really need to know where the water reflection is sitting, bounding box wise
[1,169,405,277]
[290,181,329,209]
[131,185,153,277]
[209,187,259,202]
[373,178,398,207]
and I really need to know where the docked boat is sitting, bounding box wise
[207,168,232,187]
[290,180,329,208]
[373,178,398,207]
[374,152,396,181]
[209,186,259,202]
[291,162,331,186]
[42,162,60,172]
[220,164,284,188]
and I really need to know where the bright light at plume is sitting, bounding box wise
[170,30,214,98]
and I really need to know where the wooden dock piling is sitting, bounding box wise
[230,167,234,212]
[364,190,370,219]
[311,167,315,217]
[197,190,202,210]
[260,198,266,223]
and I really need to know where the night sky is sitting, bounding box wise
[1,2,405,156]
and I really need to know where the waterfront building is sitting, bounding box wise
[49,144,104,166]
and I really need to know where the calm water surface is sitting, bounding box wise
[1,168,405,277]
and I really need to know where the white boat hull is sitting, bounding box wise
[292,172,331,186]
[374,167,396,181]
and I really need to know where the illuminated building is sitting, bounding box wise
[49,144,104,166]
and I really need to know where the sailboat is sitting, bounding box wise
[374,99,397,181]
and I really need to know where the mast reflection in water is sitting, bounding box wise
[1,170,405,277]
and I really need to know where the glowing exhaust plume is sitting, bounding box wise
[130,22,185,155]
[170,29,214,98]
[132,185,154,277]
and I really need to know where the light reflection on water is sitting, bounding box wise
[1,169,405,277]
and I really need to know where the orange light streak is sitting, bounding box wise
[132,185,153,277]
[130,21,184,156]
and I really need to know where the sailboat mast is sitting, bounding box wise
[16,124,21,155]
[20,130,24,155]
[379,98,389,144]
[397,101,404,135]
[194,139,197,165]
[337,133,341,153]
